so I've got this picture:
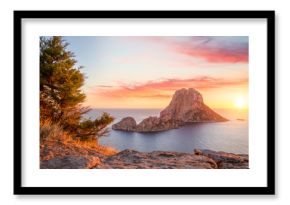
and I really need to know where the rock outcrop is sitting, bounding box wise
[41,156,101,169]
[40,139,117,169]
[112,88,228,132]
[197,149,249,169]
[112,117,137,131]
[135,117,180,132]
[96,149,248,169]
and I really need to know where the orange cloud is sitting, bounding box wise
[88,76,248,100]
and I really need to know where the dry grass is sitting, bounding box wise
[94,144,118,156]
[40,119,72,143]
[40,120,118,157]
[73,138,118,156]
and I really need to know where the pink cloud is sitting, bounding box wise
[173,43,248,63]
[132,36,249,64]
[89,76,248,99]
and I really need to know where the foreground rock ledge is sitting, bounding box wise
[40,142,249,169]
[96,149,248,169]
[41,148,248,169]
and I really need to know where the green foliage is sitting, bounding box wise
[40,36,86,129]
[78,112,115,141]
[40,36,114,142]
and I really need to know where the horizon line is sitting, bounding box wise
[88,107,249,110]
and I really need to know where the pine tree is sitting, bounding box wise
[40,36,114,141]
[40,36,86,128]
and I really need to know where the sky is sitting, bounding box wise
[63,36,248,109]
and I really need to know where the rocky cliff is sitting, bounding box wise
[160,88,227,122]
[112,88,228,132]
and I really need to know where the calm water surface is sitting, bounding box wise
[84,109,248,154]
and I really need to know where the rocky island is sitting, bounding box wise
[112,88,228,132]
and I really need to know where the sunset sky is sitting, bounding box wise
[64,36,248,109]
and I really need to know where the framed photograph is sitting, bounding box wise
[14,10,275,195]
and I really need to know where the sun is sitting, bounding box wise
[235,96,246,109]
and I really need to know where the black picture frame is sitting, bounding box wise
[14,10,275,195]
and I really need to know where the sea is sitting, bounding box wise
[83,108,248,154]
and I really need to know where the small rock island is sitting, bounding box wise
[112,88,228,132]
